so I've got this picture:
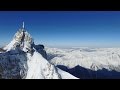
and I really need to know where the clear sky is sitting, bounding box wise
[0,11,120,48]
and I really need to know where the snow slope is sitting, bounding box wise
[57,68,78,79]
[26,50,78,79]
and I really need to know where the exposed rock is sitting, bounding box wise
[34,44,47,59]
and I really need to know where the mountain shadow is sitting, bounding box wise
[57,65,120,79]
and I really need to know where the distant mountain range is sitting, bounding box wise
[46,47,120,79]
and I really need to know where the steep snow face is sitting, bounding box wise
[57,68,78,79]
[45,47,120,71]
[26,51,61,79]
[26,51,78,79]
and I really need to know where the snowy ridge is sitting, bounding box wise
[26,50,77,79]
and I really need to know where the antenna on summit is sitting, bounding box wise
[22,21,25,29]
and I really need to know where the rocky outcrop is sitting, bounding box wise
[0,48,6,53]
[0,49,28,79]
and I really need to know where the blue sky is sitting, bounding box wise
[0,11,120,48]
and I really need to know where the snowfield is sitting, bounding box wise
[26,50,78,79]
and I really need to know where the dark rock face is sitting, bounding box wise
[0,64,3,79]
[0,49,28,79]
[34,44,47,59]
[57,65,120,79]
[0,48,6,53]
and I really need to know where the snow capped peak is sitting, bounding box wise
[4,26,34,53]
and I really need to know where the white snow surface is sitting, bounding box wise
[45,47,120,71]
[57,68,78,79]
[26,50,78,79]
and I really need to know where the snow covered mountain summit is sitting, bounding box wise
[0,22,78,79]
[4,27,34,53]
